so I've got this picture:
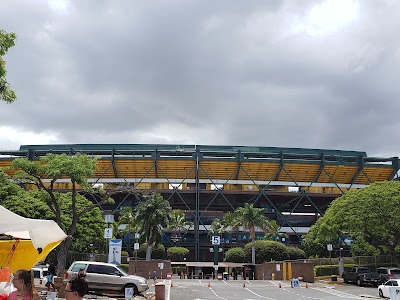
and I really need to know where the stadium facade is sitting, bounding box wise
[0,144,398,261]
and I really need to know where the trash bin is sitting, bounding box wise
[155,283,165,300]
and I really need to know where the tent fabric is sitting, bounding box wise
[0,205,67,250]
[0,240,60,273]
[0,205,67,273]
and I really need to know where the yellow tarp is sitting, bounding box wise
[0,240,62,273]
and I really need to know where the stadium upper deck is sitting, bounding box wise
[0,144,397,188]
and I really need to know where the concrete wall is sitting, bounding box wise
[128,259,172,279]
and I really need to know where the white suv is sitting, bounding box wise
[64,261,148,295]
[32,266,49,289]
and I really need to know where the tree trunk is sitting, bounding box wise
[251,238,256,265]
[146,244,153,260]
[56,236,73,276]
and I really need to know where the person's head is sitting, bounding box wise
[66,277,88,300]
[12,269,36,294]
[77,268,86,278]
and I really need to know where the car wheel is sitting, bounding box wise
[357,279,363,287]
[378,289,384,298]
[344,277,349,283]
[123,283,138,296]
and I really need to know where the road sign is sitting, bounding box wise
[292,278,300,288]
[212,236,220,245]
[327,244,333,251]
[104,214,114,224]
[125,287,134,300]
[134,242,139,250]
[104,228,113,239]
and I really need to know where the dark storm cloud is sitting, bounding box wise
[1,0,400,156]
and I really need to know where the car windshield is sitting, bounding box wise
[358,268,370,273]
[115,265,128,276]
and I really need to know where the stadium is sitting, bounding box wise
[0,144,398,262]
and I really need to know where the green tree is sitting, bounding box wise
[118,206,139,257]
[11,154,116,274]
[134,193,171,260]
[230,203,273,265]
[303,181,400,265]
[225,247,246,263]
[168,210,193,246]
[244,240,289,263]
[0,29,17,103]
[167,247,189,261]
[264,220,287,241]
[0,172,106,256]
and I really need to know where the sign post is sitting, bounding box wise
[212,236,220,279]
[327,244,333,276]
[104,214,114,257]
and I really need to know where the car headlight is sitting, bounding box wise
[138,278,147,284]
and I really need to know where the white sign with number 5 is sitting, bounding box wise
[212,236,220,245]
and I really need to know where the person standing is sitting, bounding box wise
[46,259,56,291]
[8,269,39,300]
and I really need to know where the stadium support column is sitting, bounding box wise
[195,148,200,262]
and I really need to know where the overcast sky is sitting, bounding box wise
[1,0,399,157]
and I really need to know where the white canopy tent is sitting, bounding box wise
[0,205,67,273]
[0,204,67,251]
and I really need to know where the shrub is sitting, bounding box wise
[287,247,306,260]
[225,247,246,263]
[244,240,289,263]
[167,247,189,261]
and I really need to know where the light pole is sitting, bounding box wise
[338,247,344,276]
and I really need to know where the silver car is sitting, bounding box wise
[63,261,148,295]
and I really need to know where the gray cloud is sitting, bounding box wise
[1,0,400,157]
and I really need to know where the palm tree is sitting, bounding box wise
[264,219,287,242]
[168,209,193,246]
[134,193,171,260]
[118,206,140,257]
[233,203,271,265]
[209,218,228,261]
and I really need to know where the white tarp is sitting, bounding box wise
[0,205,67,250]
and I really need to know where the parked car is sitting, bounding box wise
[376,267,400,283]
[32,265,49,289]
[377,279,400,298]
[342,266,381,286]
[63,261,148,295]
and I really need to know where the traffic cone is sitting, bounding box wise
[243,282,246,288]
[208,282,211,288]
[305,283,308,288]
[279,283,281,288]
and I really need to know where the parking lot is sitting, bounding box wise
[158,278,382,300]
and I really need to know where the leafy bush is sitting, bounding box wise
[167,247,189,261]
[244,240,289,263]
[225,247,246,263]
[286,247,306,260]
